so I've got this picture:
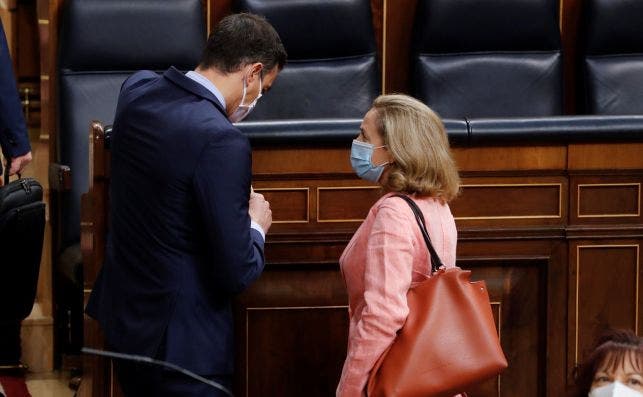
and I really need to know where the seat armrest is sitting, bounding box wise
[49,163,72,192]
[237,118,469,147]
[237,119,362,146]
[467,115,643,145]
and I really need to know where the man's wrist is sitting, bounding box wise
[250,220,266,241]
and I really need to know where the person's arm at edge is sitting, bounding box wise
[0,20,31,175]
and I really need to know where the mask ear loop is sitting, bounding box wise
[255,74,263,102]
[238,75,249,107]
[372,145,391,167]
[251,65,264,104]
[241,66,263,107]
[374,160,390,167]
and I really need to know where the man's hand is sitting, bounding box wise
[9,151,32,175]
[249,191,272,234]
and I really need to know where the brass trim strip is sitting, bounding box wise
[110,360,114,396]
[575,244,640,365]
[577,183,641,218]
[455,183,563,220]
[461,183,561,187]
[456,214,561,220]
[381,0,387,93]
[40,75,49,81]
[206,0,211,36]
[247,305,348,311]
[253,187,310,224]
[491,301,503,396]
[559,0,564,36]
[245,305,348,396]
[38,19,49,25]
[491,302,502,338]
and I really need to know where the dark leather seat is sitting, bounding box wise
[412,0,563,118]
[53,0,204,355]
[234,0,380,120]
[579,0,643,115]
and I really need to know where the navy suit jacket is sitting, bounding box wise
[86,67,266,375]
[0,21,31,168]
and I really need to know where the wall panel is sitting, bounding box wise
[244,307,348,397]
[455,184,562,220]
[317,186,381,222]
[462,259,547,397]
[571,176,643,225]
[235,267,349,397]
[254,188,309,223]
[569,242,641,373]
[453,176,568,229]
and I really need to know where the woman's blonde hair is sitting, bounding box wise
[372,94,460,201]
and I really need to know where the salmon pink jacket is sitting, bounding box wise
[336,192,458,397]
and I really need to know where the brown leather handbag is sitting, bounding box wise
[367,195,508,397]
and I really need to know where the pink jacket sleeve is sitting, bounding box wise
[336,202,415,397]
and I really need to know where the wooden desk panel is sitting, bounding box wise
[235,143,639,397]
[81,141,643,397]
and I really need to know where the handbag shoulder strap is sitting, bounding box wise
[393,194,444,274]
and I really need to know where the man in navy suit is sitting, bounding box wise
[0,20,32,182]
[86,13,286,396]
[0,19,32,367]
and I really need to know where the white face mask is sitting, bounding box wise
[229,73,263,123]
[589,381,643,397]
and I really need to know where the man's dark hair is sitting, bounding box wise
[200,13,287,75]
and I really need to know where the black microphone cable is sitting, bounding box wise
[82,347,234,396]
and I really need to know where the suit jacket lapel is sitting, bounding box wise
[163,66,227,117]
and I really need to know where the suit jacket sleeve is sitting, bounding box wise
[192,128,265,294]
[0,21,31,160]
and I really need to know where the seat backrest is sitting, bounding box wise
[57,0,205,249]
[234,0,380,120]
[580,0,643,115]
[412,0,562,119]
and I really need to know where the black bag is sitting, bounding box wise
[0,158,46,320]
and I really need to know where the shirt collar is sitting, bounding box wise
[185,70,226,109]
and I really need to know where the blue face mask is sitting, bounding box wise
[350,139,388,183]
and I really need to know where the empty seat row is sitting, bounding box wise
[239,0,643,119]
[240,115,643,147]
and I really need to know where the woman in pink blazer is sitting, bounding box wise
[336,94,461,397]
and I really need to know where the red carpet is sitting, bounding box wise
[0,376,31,397]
